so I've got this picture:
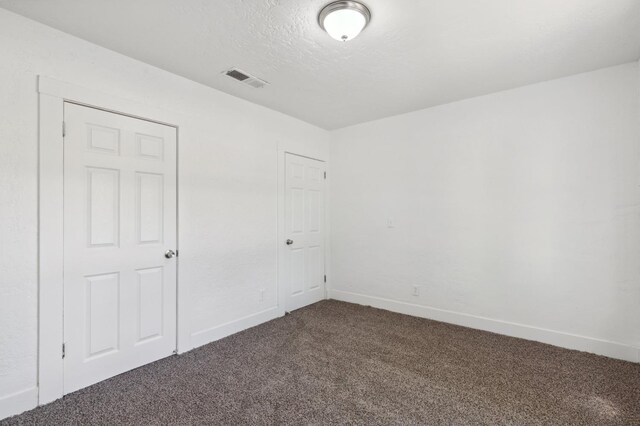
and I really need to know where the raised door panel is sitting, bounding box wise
[136,133,164,160]
[306,189,321,234]
[288,160,305,182]
[87,124,120,155]
[306,246,322,291]
[307,164,321,184]
[290,188,305,235]
[136,267,164,343]
[85,272,120,359]
[290,248,305,296]
[87,167,120,248]
[136,172,164,244]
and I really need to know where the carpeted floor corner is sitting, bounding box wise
[3,300,640,425]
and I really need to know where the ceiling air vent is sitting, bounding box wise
[223,68,269,89]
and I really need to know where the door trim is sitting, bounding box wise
[276,146,330,316]
[37,76,186,405]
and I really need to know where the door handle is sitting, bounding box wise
[286,239,294,245]
[165,250,177,259]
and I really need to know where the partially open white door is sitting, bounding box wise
[284,153,326,312]
[63,102,177,394]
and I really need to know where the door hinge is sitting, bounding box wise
[62,343,66,359]
[324,275,327,283]
[62,121,66,138]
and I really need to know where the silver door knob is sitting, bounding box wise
[286,239,293,245]
[165,250,177,259]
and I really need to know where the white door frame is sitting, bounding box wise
[276,143,330,316]
[37,76,188,405]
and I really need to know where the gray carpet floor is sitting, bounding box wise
[3,300,640,425]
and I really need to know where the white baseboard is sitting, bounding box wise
[190,306,281,349]
[0,387,38,421]
[329,289,640,363]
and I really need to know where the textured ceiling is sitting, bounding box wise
[1,0,639,129]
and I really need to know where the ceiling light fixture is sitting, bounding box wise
[318,1,371,42]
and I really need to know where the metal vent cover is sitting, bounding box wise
[225,69,250,81]
[223,68,269,89]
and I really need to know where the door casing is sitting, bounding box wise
[38,76,187,405]
[282,153,327,311]
[276,146,331,317]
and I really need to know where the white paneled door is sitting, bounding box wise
[63,103,177,394]
[284,153,326,312]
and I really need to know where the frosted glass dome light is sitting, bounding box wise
[319,1,371,42]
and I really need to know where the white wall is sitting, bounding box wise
[330,62,640,362]
[1,4,639,421]
[0,8,329,418]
